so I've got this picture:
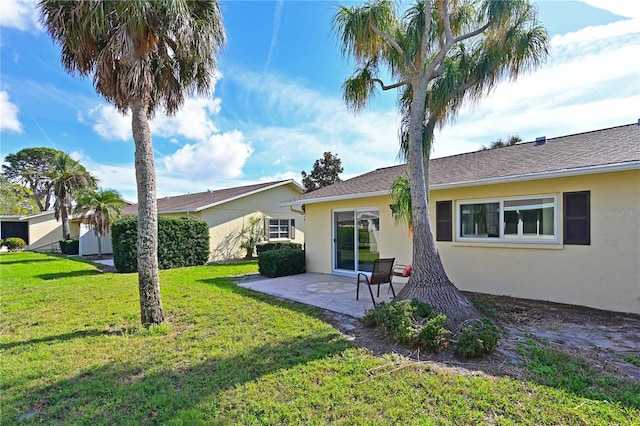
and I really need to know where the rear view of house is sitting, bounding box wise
[284,123,640,315]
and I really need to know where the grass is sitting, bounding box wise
[1,251,638,425]
[517,338,640,408]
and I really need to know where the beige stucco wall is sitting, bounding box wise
[165,184,305,262]
[304,169,640,314]
[25,213,63,251]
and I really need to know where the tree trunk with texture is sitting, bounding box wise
[61,206,71,240]
[394,75,480,330]
[131,96,164,326]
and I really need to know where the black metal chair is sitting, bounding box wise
[356,258,396,306]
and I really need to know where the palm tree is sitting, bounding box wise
[334,0,548,327]
[39,0,226,326]
[75,189,126,258]
[51,153,98,240]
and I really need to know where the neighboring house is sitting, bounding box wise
[124,180,305,261]
[283,123,640,315]
[0,211,80,252]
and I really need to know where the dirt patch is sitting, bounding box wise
[320,293,640,382]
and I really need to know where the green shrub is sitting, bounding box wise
[417,314,449,352]
[112,216,210,272]
[258,249,305,277]
[362,300,423,347]
[59,239,79,255]
[0,238,4,246]
[5,237,26,251]
[256,242,302,255]
[455,318,500,358]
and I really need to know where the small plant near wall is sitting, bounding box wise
[239,214,266,259]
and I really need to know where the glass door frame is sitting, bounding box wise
[332,207,380,276]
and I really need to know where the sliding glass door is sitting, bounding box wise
[333,209,379,274]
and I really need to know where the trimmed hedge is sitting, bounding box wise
[256,242,302,255]
[112,216,210,272]
[59,239,79,255]
[258,249,305,278]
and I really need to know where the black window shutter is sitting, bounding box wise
[436,201,453,242]
[564,191,590,245]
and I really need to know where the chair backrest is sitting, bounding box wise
[369,258,395,284]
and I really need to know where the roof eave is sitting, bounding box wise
[191,180,303,212]
[283,161,640,206]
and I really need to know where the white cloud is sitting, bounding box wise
[82,105,132,141]
[83,96,222,142]
[577,0,640,19]
[152,97,221,140]
[163,131,253,180]
[0,0,40,32]
[0,91,23,133]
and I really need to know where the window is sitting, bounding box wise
[435,201,452,241]
[563,191,590,245]
[457,196,558,242]
[266,218,295,240]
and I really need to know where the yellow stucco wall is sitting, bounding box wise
[165,184,305,262]
[304,169,640,314]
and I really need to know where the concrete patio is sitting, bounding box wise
[236,272,407,318]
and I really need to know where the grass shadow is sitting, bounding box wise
[0,328,126,350]
[11,332,351,424]
[37,269,105,280]
[0,257,58,265]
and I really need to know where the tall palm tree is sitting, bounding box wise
[334,0,548,327]
[75,189,126,258]
[39,0,226,326]
[51,153,98,240]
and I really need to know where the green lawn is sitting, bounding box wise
[1,252,637,425]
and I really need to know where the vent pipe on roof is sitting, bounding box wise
[535,136,546,146]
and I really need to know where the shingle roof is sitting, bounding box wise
[124,180,301,215]
[287,123,640,204]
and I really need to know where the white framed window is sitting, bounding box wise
[266,218,295,241]
[457,195,558,242]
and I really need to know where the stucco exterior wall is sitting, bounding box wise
[186,184,305,261]
[26,213,64,251]
[303,169,639,314]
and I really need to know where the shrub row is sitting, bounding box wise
[111,216,210,272]
[59,239,79,255]
[258,249,305,278]
[256,242,302,255]
[362,299,500,358]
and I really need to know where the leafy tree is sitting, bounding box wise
[0,176,39,215]
[2,147,61,211]
[39,0,226,326]
[334,0,548,327]
[301,151,344,193]
[75,188,126,258]
[51,153,98,240]
[481,134,522,150]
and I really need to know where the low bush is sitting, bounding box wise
[455,318,500,358]
[112,216,210,272]
[256,242,302,255]
[364,301,499,356]
[5,237,26,251]
[258,249,305,278]
[417,314,449,352]
[0,238,4,246]
[59,239,79,255]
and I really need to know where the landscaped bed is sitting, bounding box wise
[1,251,638,424]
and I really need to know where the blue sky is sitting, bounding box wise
[1,0,639,202]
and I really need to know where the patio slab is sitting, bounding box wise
[236,272,406,318]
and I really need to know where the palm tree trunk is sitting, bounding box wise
[395,76,480,330]
[97,235,102,259]
[131,96,164,326]
[61,206,71,240]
